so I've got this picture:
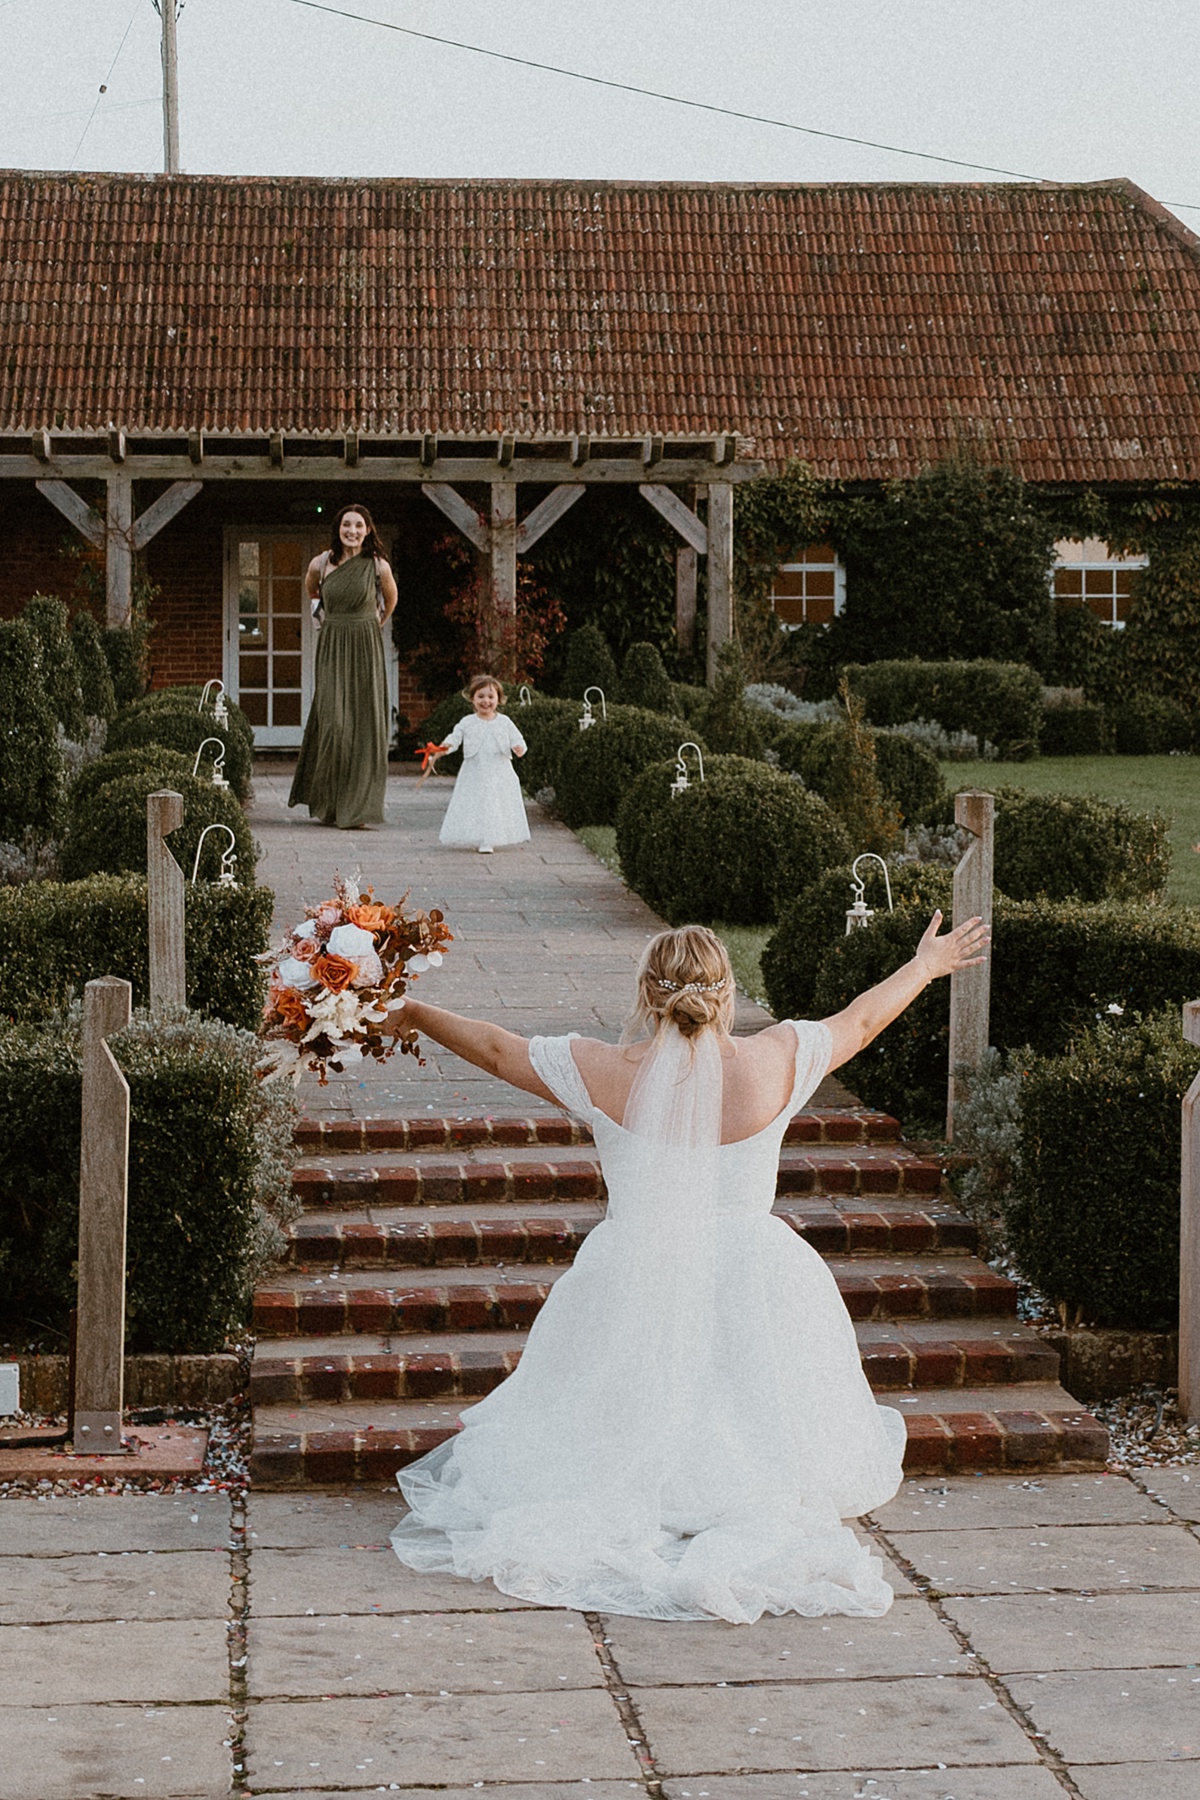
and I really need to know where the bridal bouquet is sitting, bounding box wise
[259,874,453,1084]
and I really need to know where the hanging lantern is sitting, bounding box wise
[579,685,607,731]
[671,742,705,798]
[192,736,229,789]
[518,684,533,707]
[191,823,238,888]
[845,852,894,934]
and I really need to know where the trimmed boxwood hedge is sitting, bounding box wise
[843,659,1043,759]
[991,786,1169,902]
[69,609,118,723]
[24,595,87,741]
[561,622,618,700]
[1007,1011,1200,1330]
[806,895,1200,1125]
[616,755,851,925]
[555,705,694,828]
[0,873,273,1029]
[514,695,587,797]
[100,624,150,707]
[106,693,254,801]
[68,746,196,814]
[1110,693,1193,756]
[0,1010,296,1352]
[780,722,943,829]
[60,768,258,886]
[618,641,674,712]
[1040,702,1110,756]
[0,618,64,840]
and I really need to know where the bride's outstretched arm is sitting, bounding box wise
[400,997,560,1102]
[821,910,990,1072]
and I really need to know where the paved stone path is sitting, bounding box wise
[5,1469,1200,1798]
[248,765,851,1121]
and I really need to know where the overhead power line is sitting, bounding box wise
[281,0,1200,215]
[68,6,140,171]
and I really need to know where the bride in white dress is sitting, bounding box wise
[391,912,988,1624]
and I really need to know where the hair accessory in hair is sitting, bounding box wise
[654,975,727,995]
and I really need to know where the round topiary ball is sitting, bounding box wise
[556,706,698,828]
[23,594,87,741]
[618,641,674,713]
[106,699,253,802]
[872,730,944,824]
[130,686,256,767]
[60,768,257,884]
[615,755,851,926]
[69,746,196,815]
[561,622,618,701]
[512,696,580,798]
[69,610,117,723]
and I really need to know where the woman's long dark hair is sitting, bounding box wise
[328,502,386,563]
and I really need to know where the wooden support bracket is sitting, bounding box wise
[188,428,205,465]
[269,431,285,468]
[570,434,590,467]
[31,427,51,462]
[515,484,585,554]
[343,429,359,467]
[130,480,203,554]
[638,482,708,555]
[107,426,127,464]
[36,478,105,549]
[420,432,438,468]
[496,432,515,468]
[422,483,490,553]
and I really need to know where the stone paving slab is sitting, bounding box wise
[661,1775,1067,1800]
[887,1522,1200,1594]
[0,1619,228,1704]
[632,1675,1039,1774]
[873,1473,1164,1532]
[1072,1765,1200,1800]
[276,1789,646,1800]
[0,1492,233,1554]
[245,1689,641,1786]
[1006,1667,1200,1763]
[0,1549,230,1623]
[249,1543,533,1614]
[249,1608,601,1698]
[943,1589,1200,1671]
[604,1598,968,1684]
[4,1704,231,1800]
[246,1489,401,1548]
[1139,1467,1200,1521]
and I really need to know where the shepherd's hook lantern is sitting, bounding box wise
[845,853,894,934]
[198,678,229,725]
[518,684,533,707]
[192,737,229,789]
[579,686,607,731]
[191,823,238,887]
[671,742,705,797]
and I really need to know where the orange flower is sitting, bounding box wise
[347,902,394,931]
[273,986,310,1031]
[312,952,358,993]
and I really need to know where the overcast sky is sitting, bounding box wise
[2,0,1197,231]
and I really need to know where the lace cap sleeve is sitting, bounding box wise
[785,1019,834,1112]
[442,715,467,753]
[528,1034,593,1117]
[506,714,527,754]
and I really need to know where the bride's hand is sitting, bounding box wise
[915,910,990,981]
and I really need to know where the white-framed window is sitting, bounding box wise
[1052,537,1148,631]
[769,543,846,629]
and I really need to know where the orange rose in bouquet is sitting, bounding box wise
[311,952,358,993]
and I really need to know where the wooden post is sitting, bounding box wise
[147,791,186,1010]
[105,472,133,627]
[946,789,995,1142]
[1180,1001,1200,1418]
[705,481,734,683]
[73,978,132,1453]
[490,484,518,674]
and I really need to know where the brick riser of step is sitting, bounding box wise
[282,1201,978,1269]
[294,1107,903,1155]
[249,1403,1110,1487]
[254,1257,1018,1338]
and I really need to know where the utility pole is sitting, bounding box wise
[158,0,180,173]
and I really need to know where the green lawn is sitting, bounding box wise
[947,756,1200,907]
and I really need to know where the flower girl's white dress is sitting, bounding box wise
[391,1020,907,1623]
[438,712,529,848]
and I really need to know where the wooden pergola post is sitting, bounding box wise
[705,480,734,682]
[946,790,995,1142]
[147,790,186,1010]
[1180,1000,1200,1418]
[72,977,132,1454]
[36,463,202,628]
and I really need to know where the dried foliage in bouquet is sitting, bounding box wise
[259,874,452,1083]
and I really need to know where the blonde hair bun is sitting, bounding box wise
[629,925,735,1040]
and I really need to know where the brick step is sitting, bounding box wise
[280,1196,979,1268]
[291,1143,943,1210]
[250,1320,1060,1406]
[253,1254,1017,1339]
[249,1383,1108,1487]
[294,1107,903,1155]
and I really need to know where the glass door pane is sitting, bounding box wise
[227,533,317,746]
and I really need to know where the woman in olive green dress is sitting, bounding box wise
[289,503,398,829]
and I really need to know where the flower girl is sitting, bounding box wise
[429,674,529,853]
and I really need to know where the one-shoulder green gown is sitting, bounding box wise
[289,552,388,829]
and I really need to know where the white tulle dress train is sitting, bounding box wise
[391,1020,906,1623]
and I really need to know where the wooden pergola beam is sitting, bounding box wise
[423,483,490,552]
[515,484,584,554]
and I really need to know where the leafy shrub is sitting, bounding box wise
[808,895,1200,1124]
[618,641,674,713]
[0,1008,296,1352]
[616,755,851,925]
[0,873,273,1029]
[69,610,117,723]
[0,618,64,842]
[23,595,87,741]
[68,746,196,814]
[513,696,582,797]
[743,684,840,726]
[991,786,1169,903]
[1040,700,1110,756]
[873,731,945,825]
[1007,1011,1199,1329]
[556,706,697,828]
[843,659,1043,759]
[794,718,902,854]
[763,860,954,1020]
[0,830,59,886]
[699,641,765,757]
[60,768,257,885]
[136,685,257,767]
[561,622,618,700]
[671,683,711,727]
[888,716,998,762]
[107,695,253,802]
[1110,692,1193,756]
[100,623,150,706]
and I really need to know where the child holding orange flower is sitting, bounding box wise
[427,674,529,854]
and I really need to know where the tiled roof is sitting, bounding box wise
[2,172,1199,482]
